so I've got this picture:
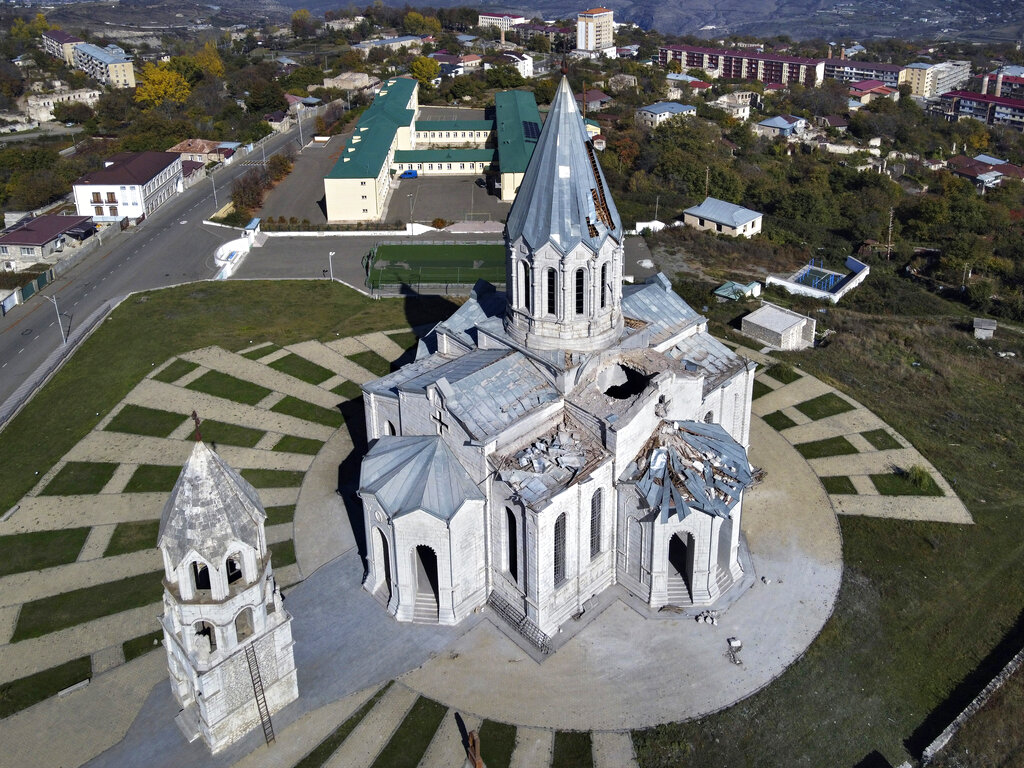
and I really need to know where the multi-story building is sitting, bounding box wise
[513,22,573,46]
[576,8,614,55]
[72,151,182,223]
[635,102,696,128]
[659,45,824,87]
[25,87,101,122]
[904,61,971,98]
[352,35,423,58]
[72,43,135,88]
[940,91,1024,132]
[41,29,82,67]
[823,58,905,88]
[477,12,526,30]
[500,52,534,79]
[980,68,1024,101]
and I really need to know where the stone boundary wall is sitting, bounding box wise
[767,256,870,304]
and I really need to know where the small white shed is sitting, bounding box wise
[741,302,816,351]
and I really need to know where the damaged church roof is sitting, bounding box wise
[158,441,266,567]
[505,76,622,255]
[360,435,484,521]
[622,273,703,345]
[497,423,603,506]
[632,421,752,522]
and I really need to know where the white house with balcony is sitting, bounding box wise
[72,151,183,223]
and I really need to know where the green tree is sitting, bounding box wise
[529,34,551,53]
[533,78,557,104]
[408,56,440,88]
[245,79,287,115]
[403,11,441,36]
[52,102,93,124]
[291,9,318,38]
[135,63,191,109]
[485,64,524,89]
[194,41,225,80]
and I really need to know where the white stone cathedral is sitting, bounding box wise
[159,441,298,753]
[358,77,757,641]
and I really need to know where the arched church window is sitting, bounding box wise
[520,261,531,313]
[553,513,566,586]
[704,410,714,424]
[195,621,217,653]
[191,561,211,592]
[590,489,603,559]
[600,263,608,309]
[226,555,243,585]
[546,268,557,316]
[505,507,518,583]
[575,268,585,315]
[235,607,254,642]
[385,420,396,436]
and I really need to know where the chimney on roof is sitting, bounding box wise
[982,74,989,95]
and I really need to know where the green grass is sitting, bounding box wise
[794,392,856,421]
[752,379,772,400]
[40,462,118,496]
[273,435,324,455]
[763,410,798,431]
[199,420,264,448]
[552,731,593,768]
[0,656,91,719]
[104,405,186,438]
[821,475,858,495]
[123,464,181,493]
[186,370,271,406]
[269,353,335,385]
[794,436,859,459]
[240,343,279,360]
[331,380,363,400]
[0,528,90,577]
[347,350,392,377]
[293,682,393,768]
[271,396,344,428]
[103,520,160,557]
[389,331,419,351]
[12,571,163,642]
[241,469,305,488]
[270,540,297,567]
[265,504,296,525]
[861,429,903,451]
[122,630,163,663]
[871,471,944,497]
[479,720,517,768]
[369,243,506,288]
[152,358,198,383]
[369,695,448,768]
[765,363,802,384]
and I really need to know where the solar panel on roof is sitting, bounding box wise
[522,121,540,140]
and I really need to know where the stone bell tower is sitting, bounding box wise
[503,76,625,354]
[158,440,298,753]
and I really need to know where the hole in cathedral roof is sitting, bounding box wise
[601,364,652,400]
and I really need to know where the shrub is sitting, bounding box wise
[907,464,930,489]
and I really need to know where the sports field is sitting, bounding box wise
[367,243,506,288]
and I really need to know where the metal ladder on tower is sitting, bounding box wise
[244,643,275,746]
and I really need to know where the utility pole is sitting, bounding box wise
[705,166,710,197]
[211,175,217,208]
[654,194,659,221]
[885,206,894,261]
[328,251,336,281]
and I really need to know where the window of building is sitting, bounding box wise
[546,267,557,315]
[553,513,566,586]
[520,261,531,312]
[590,489,602,559]
[447,163,452,169]
[105,192,116,203]
[360,181,366,186]
[600,263,608,308]
[361,195,367,199]
[362,208,368,213]
[226,556,243,584]
[108,206,118,217]
[94,206,103,216]
[19,246,32,256]
[0,246,6,255]
[428,164,433,170]
[575,268,585,315]
[91,192,101,204]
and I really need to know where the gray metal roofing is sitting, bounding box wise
[158,442,265,567]
[640,102,696,115]
[621,273,703,345]
[360,435,483,521]
[505,77,623,255]
[432,282,506,347]
[634,421,752,522]
[667,330,747,396]
[683,197,762,228]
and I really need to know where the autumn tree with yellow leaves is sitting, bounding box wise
[135,63,191,109]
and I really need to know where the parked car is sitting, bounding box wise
[399,170,417,179]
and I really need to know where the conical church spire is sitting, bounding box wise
[506,77,622,254]
[503,76,624,355]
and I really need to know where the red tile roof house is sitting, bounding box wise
[72,151,183,223]
[166,138,229,164]
[0,214,93,269]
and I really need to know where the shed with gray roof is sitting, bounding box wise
[682,197,763,238]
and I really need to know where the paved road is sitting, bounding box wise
[0,124,308,406]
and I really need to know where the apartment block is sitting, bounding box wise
[72,43,135,88]
[904,60,971,98]
[577,8,614,54]
[659,44,824,87]
[41,29,83,67]
[823,58,906,88]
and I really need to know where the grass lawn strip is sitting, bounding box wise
[265,505,296,525]
[241,469,305,488]
[763,410,798,431]
[40,462,118,496]
[766,363,802,384]
[199,419,264,448]
[293,682,393,768]
[104,405,186,438]
[240,343,280,361]
[186,370,271,406]
[871,472,944,497]
[821,476,858,495]
[368,695,448,768]
[478,720,517,768]
[752,379,772,400]
[552,731,594,768]
[794,392,856,421]
[330,380,363,400]
[0,656,92,719]
[103,520,160,557]
[272,435,324,455]
[795,436,860,459]
[271,396,344,428]
[12,570,163,642]
[388,331,419,351]
[270,540,297,568]
[122,631,163,663]
[346,350,392,377]
[269,353,335,385]
[152,359,198,384]
[124,464,182,493]
[861,429,903,451]
[0,528,90,578]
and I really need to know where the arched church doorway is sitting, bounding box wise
[667,532,694,604]
[374,528,392,601]
[414,545,439,622]
[627,517,643,582]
